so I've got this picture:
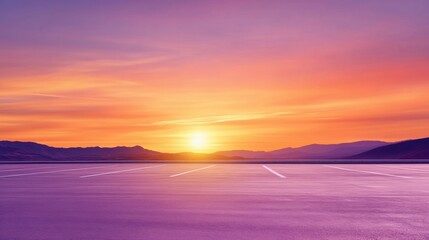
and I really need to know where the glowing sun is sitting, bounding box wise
[190,132,207,150]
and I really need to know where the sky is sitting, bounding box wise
[1,0,429,153]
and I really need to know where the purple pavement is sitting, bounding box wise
[1,163,429,239]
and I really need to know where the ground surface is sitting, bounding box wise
[1,163,429,240]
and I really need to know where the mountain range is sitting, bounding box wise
[0,137,429,162]
[216,141,389,159]
[0,141,229,162]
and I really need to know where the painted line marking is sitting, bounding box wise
[384,166,429,172]
[0,165,112,178]
[324,165,413,179]
[79,165,165,178]
[262,165,286,178]
[0,166,58,173]
[169,165,216,178]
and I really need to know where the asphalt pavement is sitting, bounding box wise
[1,163,429,240]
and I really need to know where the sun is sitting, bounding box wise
[190,132,207,150]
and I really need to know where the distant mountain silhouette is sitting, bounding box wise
[0,141,230,161]
[351,137,429,159]
[2,138,428,162]
[216,141,389,159]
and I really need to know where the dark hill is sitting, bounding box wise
[351,137,429,159]
[0,141,161,161]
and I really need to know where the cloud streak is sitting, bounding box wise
[154,112,292,126]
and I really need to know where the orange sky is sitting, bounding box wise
[1,1,429,152]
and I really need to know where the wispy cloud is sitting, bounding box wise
[26,93,107,101]
[154,111,292,126]
[58,55,174,74]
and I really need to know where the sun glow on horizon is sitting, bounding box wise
[190,132,208,151]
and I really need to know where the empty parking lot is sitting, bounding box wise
[1,163,429,240]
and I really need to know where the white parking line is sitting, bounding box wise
[324,165,413,179]
[79,165,165,178]
[0,165,112,178]
[385,166,429,172]
[262,165,286,178]
[169,165,216,178]
[0,166,58,173]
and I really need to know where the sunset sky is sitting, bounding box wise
[1,0,429,152]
